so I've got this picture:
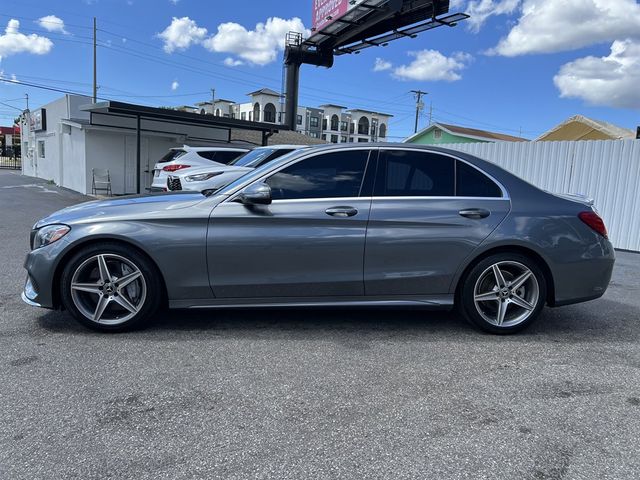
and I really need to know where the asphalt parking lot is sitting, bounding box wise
[1,169,639,480]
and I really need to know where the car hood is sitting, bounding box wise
[35,192,206,227]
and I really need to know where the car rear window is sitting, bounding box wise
[197,150,246,164]
[456,161,503,197]
[158,149,186,163]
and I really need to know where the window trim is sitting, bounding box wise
[375,147,509,200]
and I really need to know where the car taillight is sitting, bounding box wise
[579,211,608,238]
[162,164,191,172]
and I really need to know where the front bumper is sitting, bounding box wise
[21,290,42,308]
[22,237,71,309]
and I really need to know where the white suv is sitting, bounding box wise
[150,145,251,192]
[167,145,306,193]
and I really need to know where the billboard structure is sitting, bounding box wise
[283,0,469,130]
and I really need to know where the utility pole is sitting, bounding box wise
[428,102,433,126]
[411,90,428,133]
[93,17,97,103]
[211,88,215,113]
[25,93,29,110]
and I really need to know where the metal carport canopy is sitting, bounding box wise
[81,100,286,193]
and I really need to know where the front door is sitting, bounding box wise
[208,149,376,298]
[364,148,511,295]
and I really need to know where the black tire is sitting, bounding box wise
[60,242,163,332]
[458,253,547,334]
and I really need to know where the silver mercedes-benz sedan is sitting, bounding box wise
[22,144,614,334]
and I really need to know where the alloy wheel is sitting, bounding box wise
[70,254,147,325]
[473,261,540,328]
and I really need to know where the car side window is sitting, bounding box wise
[375,150,455,197]
[456,160,503,197]
[266,150,370,200]
[197,151,244,164]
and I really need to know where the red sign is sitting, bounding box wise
[312,0,349,31]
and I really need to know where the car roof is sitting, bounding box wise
[172,145,251,152]
[252,144,310,150]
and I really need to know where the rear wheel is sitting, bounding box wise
[459,253,547,334]
[60,243,162,332]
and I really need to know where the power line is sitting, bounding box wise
[0,100,23,111]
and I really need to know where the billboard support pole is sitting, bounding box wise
[284,56,301,132]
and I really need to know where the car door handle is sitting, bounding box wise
[325,206,358,218]
[459,208,490,219]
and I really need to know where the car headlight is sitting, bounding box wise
[32,224,70,249]
[184,172,223,182]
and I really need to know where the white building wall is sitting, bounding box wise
[438,139,640,252]
[85,130,181,195]
[60,125,87,194]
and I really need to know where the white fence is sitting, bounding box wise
[438,140,640,252]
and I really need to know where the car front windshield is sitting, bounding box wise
[228,149,275,168]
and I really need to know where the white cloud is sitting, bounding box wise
[0,19,53,61]
[158,17,207,53]
[465,0,520,32]
[223,57,244,67]
[554,39,640,109]
[0,71,18,84]
[171,80,179,91]
[203,17,308,66]
[37,15,69,35]
[489,0,640,56]
[169,0,179,4]
[373,58,392,72]
[392,50,472,82]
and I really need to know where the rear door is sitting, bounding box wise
[207,148,376,298]
[364,148,510,296]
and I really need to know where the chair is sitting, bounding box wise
[92,168,112,196]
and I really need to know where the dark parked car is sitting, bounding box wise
[22,144,614,333]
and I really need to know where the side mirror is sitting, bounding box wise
[239,182,272,205]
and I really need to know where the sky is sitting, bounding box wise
[0,0,638,140]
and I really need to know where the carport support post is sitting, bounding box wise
[136,114,141,194]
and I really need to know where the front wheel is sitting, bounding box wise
[458,253,547,334]
[60,243,162,332]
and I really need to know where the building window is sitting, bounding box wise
[241,112,246,121]
[358,116,369,135]
[323,134,328,140]
[330,114,340,131]
[297,115,303,125]
[330,134,339,143]
[38,140,45,158]
[264,103,276,123]
[341,136,347,143]
[322,119,328,130]
[379,124,387,138]
[434,128,442,139]
[310,116,319,128]
[357,138,369,143]
[310,132,319,138]
[340,121,348,131]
